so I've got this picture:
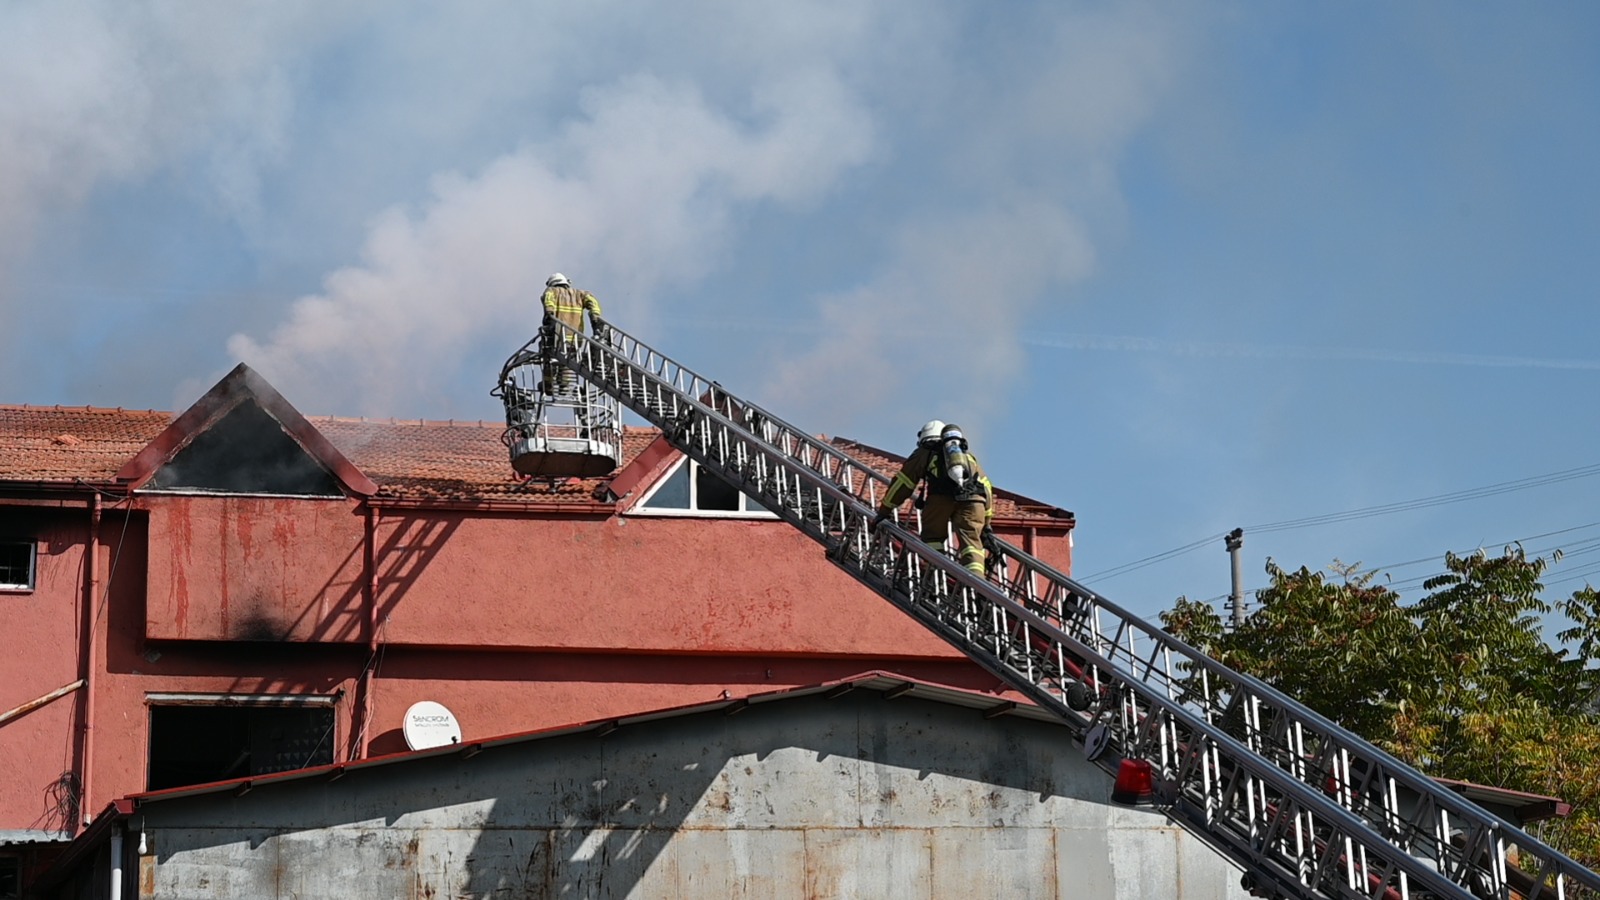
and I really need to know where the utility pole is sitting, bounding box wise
[1225,528,1245,629]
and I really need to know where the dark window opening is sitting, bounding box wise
[0,542,34,590]
[147,401,343,496]
[147,705,334,791]
[0,856,18,900]
[695,464,741,511]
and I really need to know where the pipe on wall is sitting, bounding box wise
[355,502,381,759]
[78,491,102,828]
[108,823,124,900]
[0,680,84,727]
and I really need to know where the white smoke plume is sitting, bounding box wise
[227,71,876,415]
[0,1,1193,427]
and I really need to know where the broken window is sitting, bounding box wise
[146,701,336,790]
[145,402,343,496]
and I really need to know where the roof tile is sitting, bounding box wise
[0,405,1068,520]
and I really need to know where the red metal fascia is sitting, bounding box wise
[364,497,614,515]
[0,481,126,502]
[992,516,1072,534]
[602,433,680,504]
[3,483,612,515]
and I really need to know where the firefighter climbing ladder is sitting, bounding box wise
[500,318,1600,900]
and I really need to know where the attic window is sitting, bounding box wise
[146,401,343,497]
[0,541,35,591]
[634,457,774,518]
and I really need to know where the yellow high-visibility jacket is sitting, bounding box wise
[541,285,602,336]
[879,443,994,515]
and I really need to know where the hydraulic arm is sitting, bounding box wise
[497,316,1600,900]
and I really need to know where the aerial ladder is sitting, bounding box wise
[494,316,1600,900]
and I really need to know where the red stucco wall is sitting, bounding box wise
[1,493,1072,834]
[371,510,968,656]
[0,505,90,836]
[138,496,1072,659]
[144,495,367,642]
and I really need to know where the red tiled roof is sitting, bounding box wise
[0,404,654,505]
[0,405,172,483]
[0,406,1069,521]
[311,416,659,503]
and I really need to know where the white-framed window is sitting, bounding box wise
[633,456,776,518]
[0,541,35,591]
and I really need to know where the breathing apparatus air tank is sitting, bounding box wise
[940,423,971,488]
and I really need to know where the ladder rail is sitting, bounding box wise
[522,317,1599,899]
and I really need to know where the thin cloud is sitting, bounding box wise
[1026,333,1600,370]
[0,3,354,254]
[759,5,1193,438]
[761,202,1095,437]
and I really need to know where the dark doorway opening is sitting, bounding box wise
[147,705,335,790]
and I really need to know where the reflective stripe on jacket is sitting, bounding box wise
[879,444,993,513]
[541,285,602,332]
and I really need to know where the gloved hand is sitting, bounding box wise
[590,316,609,341]
[872,508,891,528]
[981,524,999,556]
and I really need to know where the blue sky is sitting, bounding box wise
[4,2,1599,623]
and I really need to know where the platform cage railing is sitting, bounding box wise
[491,321,624,479]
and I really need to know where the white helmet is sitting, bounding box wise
[546,272,569,288]
[917,420,946,444]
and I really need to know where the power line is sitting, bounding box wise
[1242,464,1600,534]
[1081,463,1600,587]
[1217,526,1600,606]
[1077,532,1228,583]
[1349,522,1600,584]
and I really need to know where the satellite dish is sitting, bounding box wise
[402,700,462,750]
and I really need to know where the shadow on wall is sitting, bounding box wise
[135,692,1135,897]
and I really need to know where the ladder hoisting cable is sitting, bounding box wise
[498,316,1600,900]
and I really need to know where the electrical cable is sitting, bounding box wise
[1082,463,1600,586]
[1242,464,1600,534]
[1077,532,1229,583]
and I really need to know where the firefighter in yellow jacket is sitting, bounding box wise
[540,273,605,395]
[874,420,995,574]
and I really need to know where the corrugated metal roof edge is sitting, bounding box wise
[29,669,1056,888]
[96,671,1055,816]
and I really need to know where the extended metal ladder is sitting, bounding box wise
[500,317,1600,900]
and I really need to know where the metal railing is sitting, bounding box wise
[507,316,1599,900]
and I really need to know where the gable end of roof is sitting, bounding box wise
[114,363,378,497]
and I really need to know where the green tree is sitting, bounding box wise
[1161,548,1600,870]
